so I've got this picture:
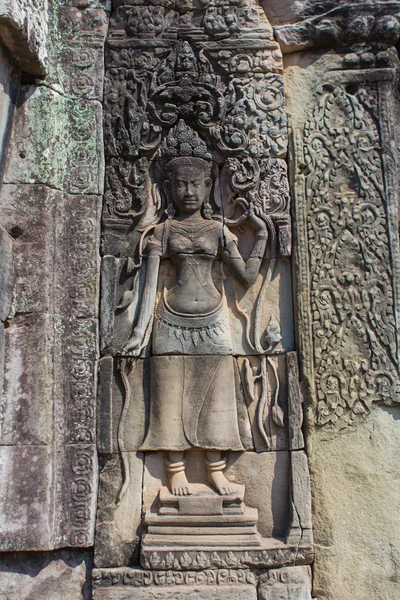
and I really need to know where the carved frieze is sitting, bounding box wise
[275,2,400,53]
[290,53,400,427]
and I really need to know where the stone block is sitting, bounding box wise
[0,0,48,75]
[0,226,12,321]
[100,256,118,353]
[0,550,91,600]
[58,6,109,43]
[1,313,54,445]
[3,88,104,195]
[97,357,114,455]
[287,451,312,545]
[310,409,400,600]
[0,186,101,319]
[58,444,98,548]
[57,193,102,320]
[95,452,143,567]
[94,584,257,600]
[0,42,19,182]
[57,42,107,102]
[0,184,59,315]
[286,352,304,450]
[259,566,312,599]
[0,445,54,550]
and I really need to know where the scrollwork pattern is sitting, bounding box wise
[304,85,400,426]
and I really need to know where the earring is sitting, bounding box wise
[203,202,212,219]
[165,202,176,219]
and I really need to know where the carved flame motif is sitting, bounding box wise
[304,85,400,426]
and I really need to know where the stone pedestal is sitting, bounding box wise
[141,485,262,558]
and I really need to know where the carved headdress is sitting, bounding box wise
[156,120,213,181]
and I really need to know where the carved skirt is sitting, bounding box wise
[151,296,233,356]
[139,354,253,452]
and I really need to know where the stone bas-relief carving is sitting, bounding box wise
[96,0,312,594]
[1,0,399,597]
[284,12,400,599]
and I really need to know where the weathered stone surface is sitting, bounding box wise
[310,408,400,600]
[1,313,54,445]
[285,40,400,600]
[259,566,312,600]
[3,87,104,195]
[0,42,18,181]
[0,184,61,315]
[226,451,291,540]
[0,226,12,321]
[0,184,100,547]
[0,445,54,550]
[286,352,304,450]
[0,0,49,75]
[275,2,400,53]
[95,452,143,568]
[94,584,257,600]
[0,550,91,600]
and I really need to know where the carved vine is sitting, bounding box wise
[304,84,400,426]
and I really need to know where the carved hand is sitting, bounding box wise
[247,211,267,232]
[121,330,143,356]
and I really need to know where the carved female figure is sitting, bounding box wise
[122,153,268,496]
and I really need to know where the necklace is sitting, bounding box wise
[171,220,215,241]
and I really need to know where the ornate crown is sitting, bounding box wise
[155,120,212,180]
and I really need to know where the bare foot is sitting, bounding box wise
[207,470,237,495]
[169,470,192,496]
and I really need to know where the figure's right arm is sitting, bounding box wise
[121,226,163,356]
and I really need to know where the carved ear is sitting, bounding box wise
[205,177,212,193]
[163,179,172,201]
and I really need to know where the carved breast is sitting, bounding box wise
[167,221,221,257]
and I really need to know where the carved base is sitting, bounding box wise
[92,567,257,598]
[140,542,313,571]
[140,485,313,571]
[141,484,262,562]
[92,566,313,599]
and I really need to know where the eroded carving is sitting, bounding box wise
[96,0,310,583]
[302,83,400,425]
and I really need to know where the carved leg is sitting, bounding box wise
[165,451,192,496]
[205,451,237,495]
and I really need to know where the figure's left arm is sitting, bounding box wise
[219,216,268,288]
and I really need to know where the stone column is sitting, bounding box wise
[0,0,108,578]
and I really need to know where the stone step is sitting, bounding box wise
[147,525,258,535]
[143,533,263,547]
[145,506,259,527]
